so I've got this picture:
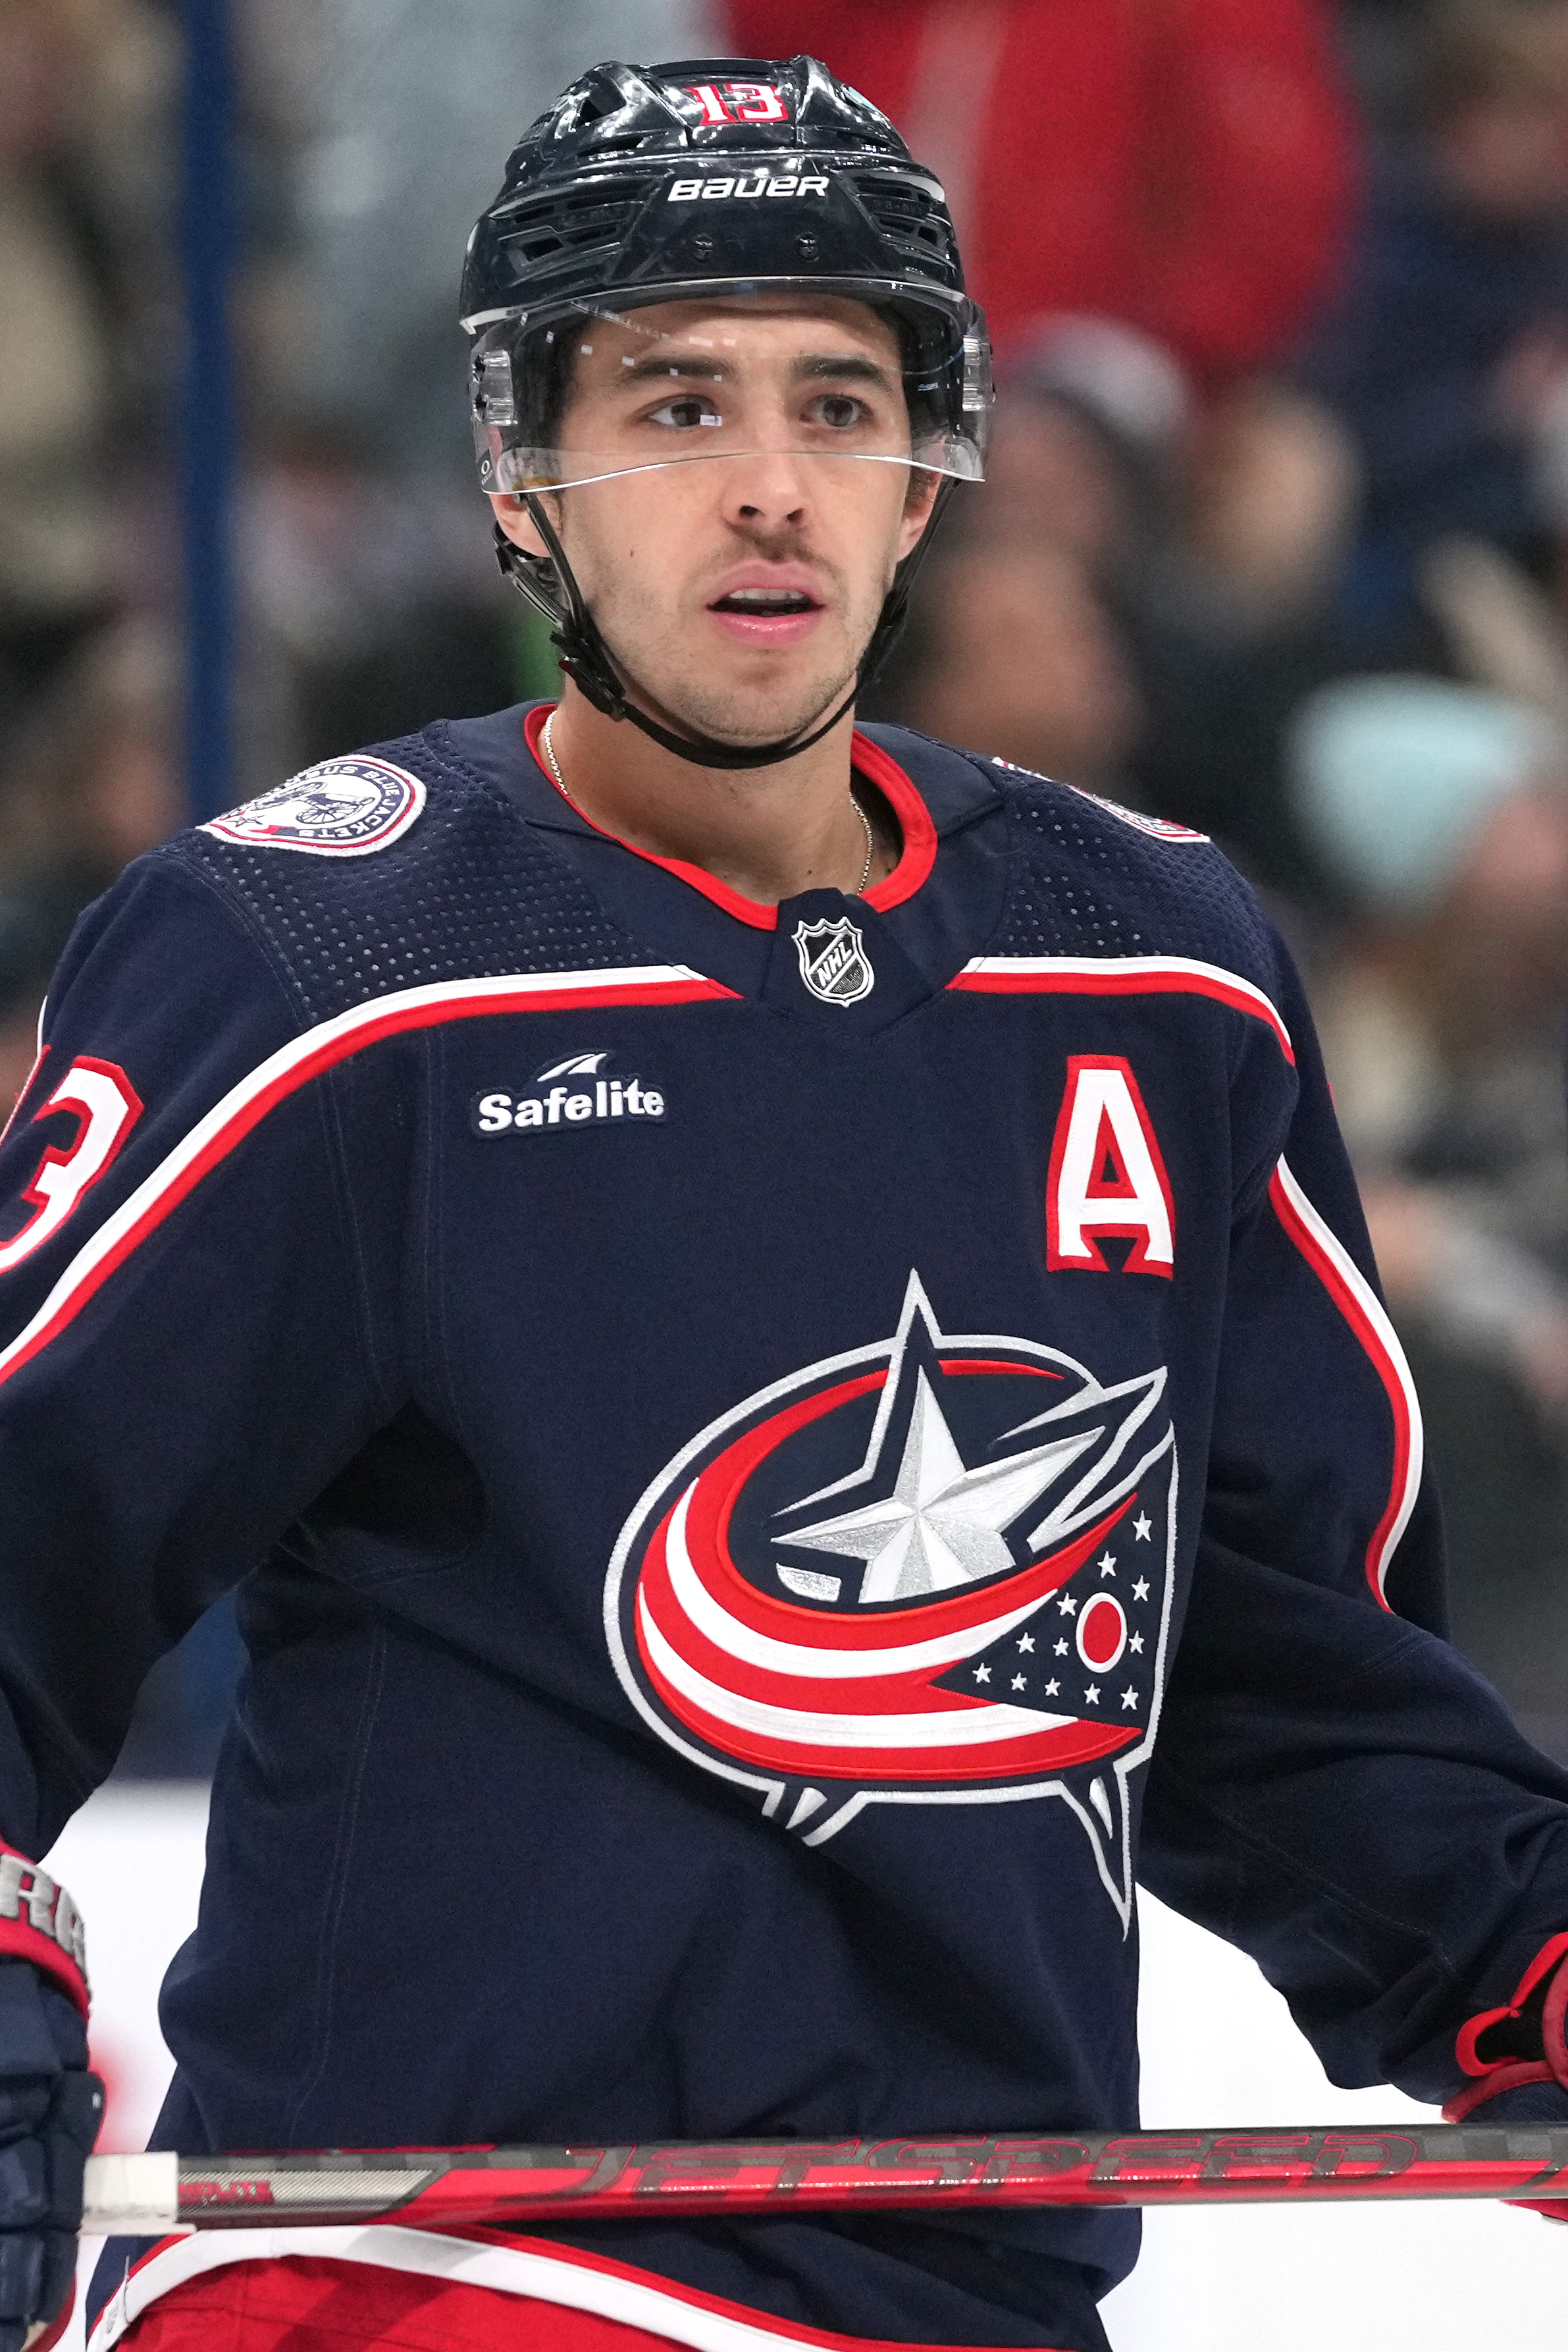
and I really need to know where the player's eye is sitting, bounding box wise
[645,396,723,430]
[806,392,872,431]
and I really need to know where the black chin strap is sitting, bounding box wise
[494,481,953,773]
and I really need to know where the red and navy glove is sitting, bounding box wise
[1445,1932,1568,2222]
[0,1851,100,2351]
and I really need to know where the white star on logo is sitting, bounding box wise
[1084,1684,1101,1706]
[779,1368,1088,1605]
[1098,1553,1116,1577]
[1044,1678,1060,1696]
[1017,1633,1035,1653]
[1133,1513,1152,1541]
[1054,1638,1068,1655]
[974,1663,991,1684]
[1129,1631,1145,1654]
[1121,1686,1139,1709]
[1132,1577,1150,1602]
[1057,1593,1078,1616]
[1011,1674,1027,1692]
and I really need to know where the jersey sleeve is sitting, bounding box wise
[0,853,404,1865]
[1139,936,1568,2106]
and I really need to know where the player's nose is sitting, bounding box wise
[723,446,814,530]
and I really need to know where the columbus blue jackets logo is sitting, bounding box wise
[204,757,425,857]
[605,1274,1175,1925]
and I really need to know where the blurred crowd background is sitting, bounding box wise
[6,0,1568,1768]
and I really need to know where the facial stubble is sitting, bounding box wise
[560,513,896,755]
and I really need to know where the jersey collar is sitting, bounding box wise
[520,702,938,933]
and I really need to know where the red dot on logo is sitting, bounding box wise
[1077,1595,1127,1672]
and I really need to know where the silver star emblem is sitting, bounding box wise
[1134,1513,1152,1541]
[779,1368,1087,1605]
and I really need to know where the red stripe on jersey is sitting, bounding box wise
[521,707,938,927]
[948,957,1295,1063]
[90,2227,1078,2352]
[1267,1159,1423,1607]
[0,969,737,1400]
[853,732,939,911]
[93,2261,666,2351]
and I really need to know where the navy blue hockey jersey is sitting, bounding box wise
[3,710,1567,2352]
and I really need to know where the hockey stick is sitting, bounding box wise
[81,2127,1568,2237]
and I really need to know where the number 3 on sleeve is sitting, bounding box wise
[0,1057,142,1273]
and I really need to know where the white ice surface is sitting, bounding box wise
[39,1782,1566,2351]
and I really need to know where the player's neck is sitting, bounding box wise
[540,682,896,905]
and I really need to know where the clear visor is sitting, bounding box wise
[470,291,990,496]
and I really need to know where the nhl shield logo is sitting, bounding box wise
[793,915,874,1006]
[604,1272,1176,1929]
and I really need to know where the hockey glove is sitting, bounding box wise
[1444,1932,1568,2222]
[0,1850,100,2351]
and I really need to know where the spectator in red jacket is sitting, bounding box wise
[722,0,1360,380]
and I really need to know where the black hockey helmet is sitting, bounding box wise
[460,56,992,769]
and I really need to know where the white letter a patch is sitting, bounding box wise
[1047,1056,1174,1277]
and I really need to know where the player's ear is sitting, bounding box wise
[488,493,552,562]
[896,469,943,563]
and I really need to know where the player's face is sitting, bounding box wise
[493,296,940,751]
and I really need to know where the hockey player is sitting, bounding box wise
[0,51,1565,2352]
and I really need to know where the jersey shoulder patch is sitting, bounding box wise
[203,757,426,857]
[1068,786,1208,844]
[988,759,1208,844]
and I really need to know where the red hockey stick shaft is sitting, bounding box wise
[82,2125,1568,2236]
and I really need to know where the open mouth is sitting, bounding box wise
[708,588,822,616]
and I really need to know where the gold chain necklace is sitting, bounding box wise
[540,710,875,896]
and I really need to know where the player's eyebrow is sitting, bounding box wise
[616,354,729,383]
[791,352,897,390]
[612,350,896,390]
